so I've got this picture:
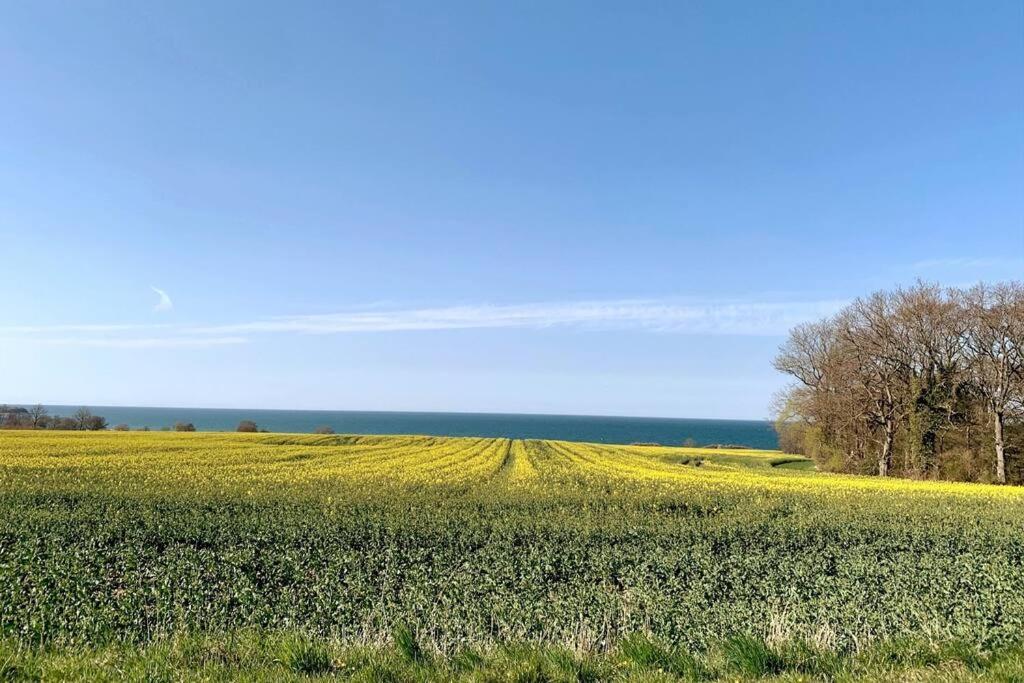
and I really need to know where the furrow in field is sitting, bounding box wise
[423,438,507,483]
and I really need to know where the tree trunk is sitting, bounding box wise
[879,421,894,477]
[994,409,1006,485]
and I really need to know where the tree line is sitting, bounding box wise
[0,405,108,431]
[0,407,339,436]
[773,281,1023,484]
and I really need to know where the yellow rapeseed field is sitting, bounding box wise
[2,429,1019,498]
[1,429,1023,678]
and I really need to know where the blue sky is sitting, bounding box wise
[1,1,1021,419]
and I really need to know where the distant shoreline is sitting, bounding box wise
[8,405,780,449]
[24,404,770,423]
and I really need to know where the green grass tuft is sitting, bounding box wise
[617,633,700,679]
[721,634,785,678]
[275,636,334,675]
[393,624,426,664]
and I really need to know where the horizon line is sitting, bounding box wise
[7,402,773,423]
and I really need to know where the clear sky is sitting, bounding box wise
[1,1,1022,419]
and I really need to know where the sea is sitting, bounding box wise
[38,406,779,449]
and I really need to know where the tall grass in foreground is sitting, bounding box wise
[3,631,1024,681]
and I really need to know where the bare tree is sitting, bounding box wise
[28,404,49,429]
[841,294,911,476]
[964,283,1024,484]
[773,319,838,390]
[73,407,94,431]
[774,317,875,471]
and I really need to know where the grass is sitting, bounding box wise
[2,632,1022,681]
[1,430,1022,680]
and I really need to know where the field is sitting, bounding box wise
[1,431,1023,681]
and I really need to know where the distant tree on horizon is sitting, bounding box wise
[72,408,93,430]
[237,420,258,433]
[28,404,48,428]
[314,425,335,434]
[174,422,196,432]
[72,408,107,431]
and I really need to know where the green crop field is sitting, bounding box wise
[1,430,1023,681]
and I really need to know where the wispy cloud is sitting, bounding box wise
[195,299,848,336]
[0,297,847,348]
[151,286,173,312]
[0,336,246,349]
[2,323,175,334]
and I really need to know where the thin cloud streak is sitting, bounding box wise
[151,286,173,312]
[3,323,177,334]
[197,300,848,336]
[0,336,247,349]
[0,298,847,347]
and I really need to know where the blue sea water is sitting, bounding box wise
[39,406,778,449]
